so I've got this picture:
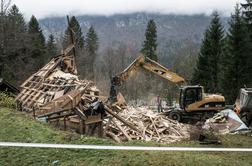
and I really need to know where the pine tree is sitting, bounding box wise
[141,19,158,61]
[241,0,252,29]
[241,0,252,83]
[192,11,224,93]
[192,30,212,90]
[8,5,26,32]
[28,15,46,68]
[85,26,98,80]
[0,0,12,14]
[1,4,28,82]
[62,16,84,49]
[46,34,57,58]
[6,5,27,59]
[220,5,251,103]
[62,16,85,77]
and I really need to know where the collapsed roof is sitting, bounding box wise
[15,45,104,137]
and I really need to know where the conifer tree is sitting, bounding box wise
[62,16,84,49]
[191,30,212,90]
[46,34,57,58]
[85,26,98,80]
[141,19,158,61]
[1,4,28,82]
[221,5,251,103]
[241,0,252,83]
[241,0,252,30]
[192,11,224,93]
[28,15,46,68]
[8,5,26,32]
[6,5,27,59]
[62,16,85,77]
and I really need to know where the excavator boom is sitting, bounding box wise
[109,54,185,101]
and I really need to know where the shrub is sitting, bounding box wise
[0,92,16,109]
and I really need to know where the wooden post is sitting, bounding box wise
[98,121,103,138]
[84,123,87,135]
[63,117,66,131]
[79,118,84,134]
[32,107,36,119]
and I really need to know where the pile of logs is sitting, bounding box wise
[104,106,191,143]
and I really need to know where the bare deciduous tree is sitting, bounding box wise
[0,0,11,14]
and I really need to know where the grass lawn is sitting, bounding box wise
[0,107,252,166]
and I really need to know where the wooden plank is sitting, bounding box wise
[26,78,59,107]
[104,105,141,133]
[36,108,73,118]
[82,94,107,99]
[106,131,121,143]
[47,112,75,120]
[85,114,102,125]
[104,117,112,133]
[74,107,87,121]
[111,119,131,141]
[20,76,44,105]
[42,83,76,87]
[98,122,103,138]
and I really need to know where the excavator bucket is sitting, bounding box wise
[117,93,127,106]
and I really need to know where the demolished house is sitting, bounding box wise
[16,45,105,136]
[15,45,191,143]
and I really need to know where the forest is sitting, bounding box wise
[1,1,252,104]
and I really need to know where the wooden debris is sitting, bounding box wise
[104,106,191,143]
[16,46,104,137]
[15,45,192,144]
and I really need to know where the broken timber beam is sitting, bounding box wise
[104,105,140,133]
[111,119,132,141]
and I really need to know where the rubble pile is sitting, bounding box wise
[203,109,250,135]
[104,106,191,143]
[16,45,105,136]
[15,45,192,143]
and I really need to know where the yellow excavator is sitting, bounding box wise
[109,54,225,121]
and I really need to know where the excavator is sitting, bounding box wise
[109,54,225,121]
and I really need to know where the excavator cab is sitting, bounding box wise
[169,85,225,122]
[179,86,203,110]
[179,85,225,113]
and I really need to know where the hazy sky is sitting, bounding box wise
[12,0,243,19]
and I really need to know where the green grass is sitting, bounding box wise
[0,107,252,166]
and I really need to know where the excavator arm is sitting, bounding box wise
[109,54,185,101]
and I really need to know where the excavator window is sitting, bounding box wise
[183,87,202,108]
